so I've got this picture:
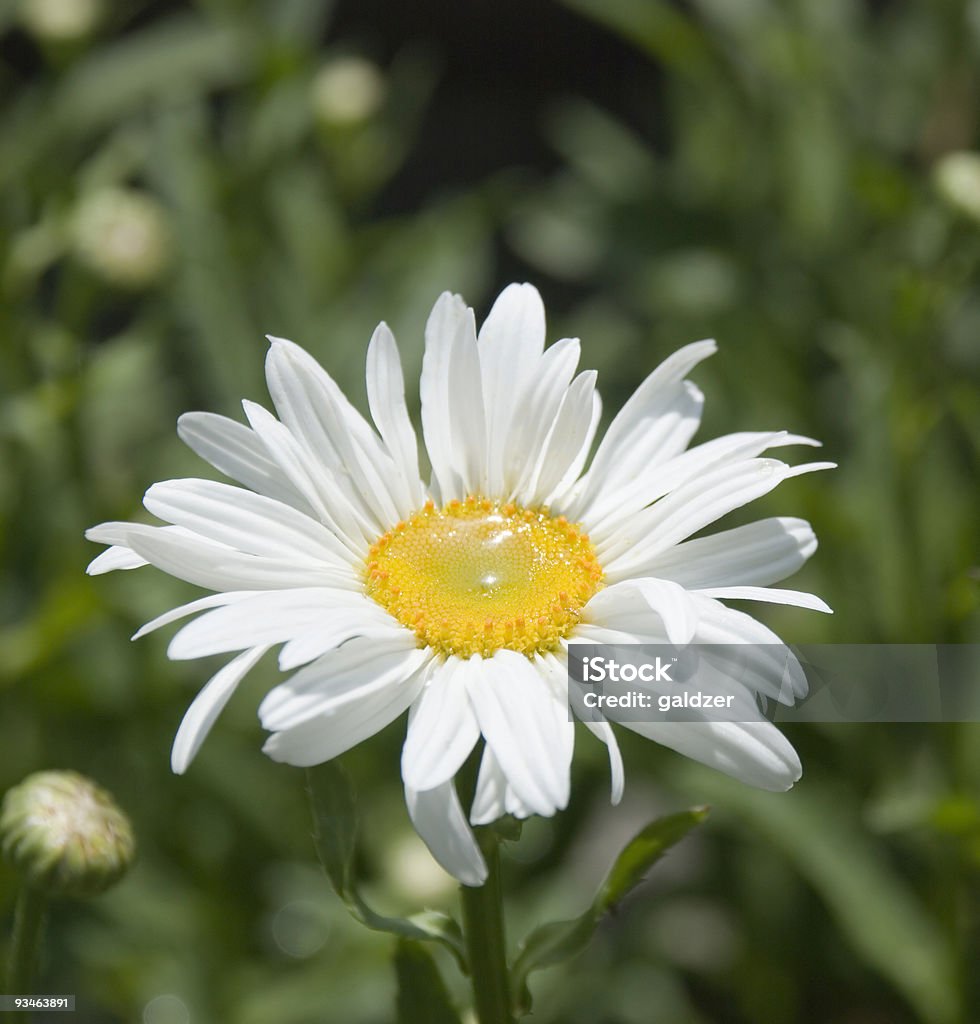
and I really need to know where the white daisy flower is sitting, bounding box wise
[86,283,832,886]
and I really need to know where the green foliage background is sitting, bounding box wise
[1,1,978,1021]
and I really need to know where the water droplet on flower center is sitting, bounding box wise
[364,496,604,657]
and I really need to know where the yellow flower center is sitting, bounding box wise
[365,497,603,658]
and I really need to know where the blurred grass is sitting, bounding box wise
[1,0,978,1021]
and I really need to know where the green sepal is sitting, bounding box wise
[306,762,467,970]
[490,814,523,842]
[394,939,464,1024]
[512,806,709,1013]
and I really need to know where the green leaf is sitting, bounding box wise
[394,940,464,1024]
[356,900,467,971]
[305,763,467,969]
[305,762,358,897]
[512,914,598,986]
[597,806,710,912]
[512,806,708,1011]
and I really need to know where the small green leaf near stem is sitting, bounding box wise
[511,806,709,1013]
[305,763,467,968]
[394,939,464,1024]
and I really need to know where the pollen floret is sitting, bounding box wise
[365,496,603,657]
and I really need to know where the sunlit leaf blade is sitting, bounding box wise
[597,806,710,913]
[394,940,464,1024]
[512,806,708,1011]
[305,762,466,968]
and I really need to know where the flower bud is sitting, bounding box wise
[311,57,386,127]
[1,771,135,897]
[934,151,980,224]
[70,187,172,289]
[19,0,103,43]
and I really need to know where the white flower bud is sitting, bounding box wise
[19,0,102,43]
[311,57,386,127]
[934,151,980,223]
[70,187,172,289]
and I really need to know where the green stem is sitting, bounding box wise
[459,828,514,1024]
[7,885,47,997]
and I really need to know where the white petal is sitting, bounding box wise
[469,745,508,825]
[507,337,580,499]
[418,297,487,495]
[262,665,426,766]
[463,651,569,817]
[691,594,808,702]
[171,646,269,774]
[133,591,259,639]
[401,658,481,791]
[600,458,834,576]
[567,340,716,518]
[622,718,802,792]
[477,283,546,494]
[242,399,374,552]
[585,577,700,646]
[405,781,487,887]
[446,309,488,494]
[544,388,602,508]
[583,379,703,513]
[531,652,575,809]
[120,523,356,592]
[581,719,625,804]
[622,517,817,589]
[278,612,404,670]
[471,745,507,823]
[503,781,535,818]
[521,370,597,506]
[167,589,379,659]
[696,586,832,613]
[259,636,427,730]
[144,478,354,567]
[86,521,199,549]
[265,338,403,530]
[177,411,313,513]
[419,292,468,502]
[87,545,148,574]
[467,744,537,823]
[583,430,818,539]
[570,622,667,645]
[577,604,671,644]
[365,323,426,511]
